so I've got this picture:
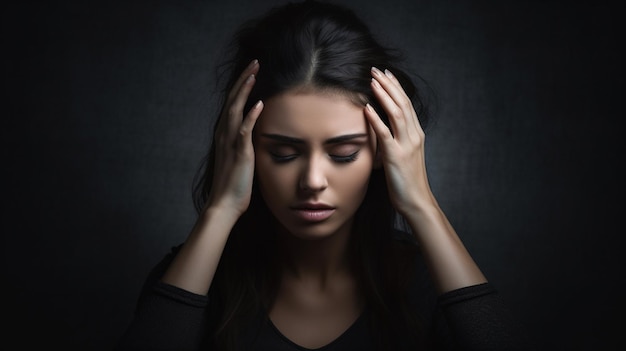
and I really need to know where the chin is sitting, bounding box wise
[277,219,352,241]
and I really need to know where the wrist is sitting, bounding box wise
[196,204,242,234]
[396,190,439,219]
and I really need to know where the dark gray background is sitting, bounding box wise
[5,0,623,349]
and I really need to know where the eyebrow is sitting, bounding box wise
[260,133,368,145]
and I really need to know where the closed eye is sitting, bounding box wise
[267,143,299,163]
[331,150,360,163]
[269,151,299,163]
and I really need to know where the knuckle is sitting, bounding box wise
[381,130,394,141]
[400,99,412,110]
[413,133,425,147]
[227,105,239,118]
[390,106,402,118]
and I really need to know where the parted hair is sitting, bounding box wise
[192,1,432,349]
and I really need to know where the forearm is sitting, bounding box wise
[403,199,487,294]
[160,206,239,295]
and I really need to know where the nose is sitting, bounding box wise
[298,154,328,193]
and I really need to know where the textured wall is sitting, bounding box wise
[5,0,622,349]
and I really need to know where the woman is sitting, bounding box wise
[117,1,529,350]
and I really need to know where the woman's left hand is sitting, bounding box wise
[364,67,434,216]
[365,67,488,292]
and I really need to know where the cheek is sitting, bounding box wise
[333,157,374,200]
[255,157,293,200]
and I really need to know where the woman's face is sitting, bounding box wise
[254,90,377,240]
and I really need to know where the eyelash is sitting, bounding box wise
[269,151,360,164]
[332,151,360,163]
[270,153,297,163]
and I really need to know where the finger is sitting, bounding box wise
[224,59,259,108]
[226,73,257,130]
[372,68,425,144]
[383,69,423,134]
[215,60,259,138]
[371,67,413,116]
[238,100,264,152]
[363,103,394,154]
[371,74,407,140]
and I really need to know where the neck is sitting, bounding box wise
[278,227,353,287]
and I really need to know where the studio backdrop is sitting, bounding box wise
[5,0,622,349]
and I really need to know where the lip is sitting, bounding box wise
[291,203,336,222]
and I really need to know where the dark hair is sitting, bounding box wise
[192,1,432,349]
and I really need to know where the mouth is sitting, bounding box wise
[291,203,336,222]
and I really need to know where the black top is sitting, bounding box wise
[116,239,532,350]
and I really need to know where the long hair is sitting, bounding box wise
[192,1,433,349]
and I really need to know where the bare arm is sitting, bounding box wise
[365,67,486,294]
[401,200,487,294]
[160,60,263,295]
[160,206,240,295]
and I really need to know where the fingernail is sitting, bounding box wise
[371,78,381,89]
[384,69,394,78]
[371,67,382,76]
[366,103,375,112]
[246,74,255,84]
[254,100,263,109]
[249,59,259,68]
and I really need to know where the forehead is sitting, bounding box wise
[256,90,367,138]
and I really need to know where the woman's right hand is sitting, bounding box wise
[160,61,263,294]
[206,59,263,216]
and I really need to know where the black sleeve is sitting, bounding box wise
[115,245,212,351]
[433,283,535,351]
